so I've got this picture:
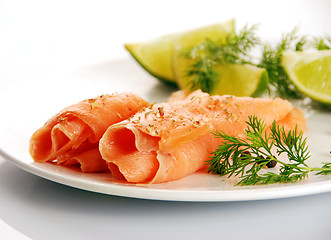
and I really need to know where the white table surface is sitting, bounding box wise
[1,0,331,239]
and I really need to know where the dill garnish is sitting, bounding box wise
[206,116,331,186]
[183,24,259,93]
[313,36,331,50]
[258,28,306,99]
[258,29,331,98]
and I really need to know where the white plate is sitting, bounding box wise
[1,58,331,202]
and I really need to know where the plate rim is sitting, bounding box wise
[2,148,331,202]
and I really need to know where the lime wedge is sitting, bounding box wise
[281,50,331,104]
[211,64,268,97]
[173,49,269,97]
[125,20,235,85]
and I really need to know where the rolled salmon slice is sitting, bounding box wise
[29,93,150,172]
[99,90,306,183]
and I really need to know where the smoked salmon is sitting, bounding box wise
[99,90,306,183]
[29,93,149,172]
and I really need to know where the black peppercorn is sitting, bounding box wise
[266,156,277,168]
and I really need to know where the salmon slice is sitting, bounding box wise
[99,90,306,183]
[29,93,149,172]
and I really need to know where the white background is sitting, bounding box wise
[1,0,331,239]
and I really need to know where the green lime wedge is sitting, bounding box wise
[281,50,331,104]
[124,20,235,86]
[173,49,269,97]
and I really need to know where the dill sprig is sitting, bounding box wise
[313,36,331,50]
[258,28,306,99]
[206,116,331,186]
[183,24,259,93]
[258,30,331,98]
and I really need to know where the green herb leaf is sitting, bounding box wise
[313,36,331,50]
